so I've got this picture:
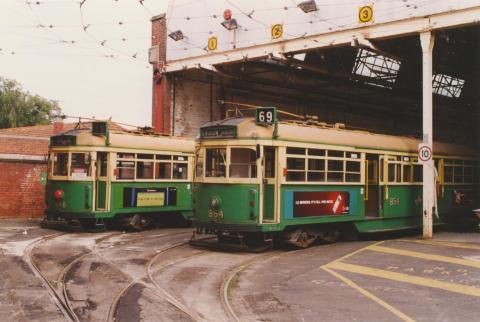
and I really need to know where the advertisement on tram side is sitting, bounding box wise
[293,191,350,217]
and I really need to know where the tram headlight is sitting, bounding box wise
[54,189,64,201]
[210,196,221,210]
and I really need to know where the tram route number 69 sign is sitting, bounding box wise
[256,107,277,125]
[418,143,432,163]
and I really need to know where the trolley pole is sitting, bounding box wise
[420,31,435,239]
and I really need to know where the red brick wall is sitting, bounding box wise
[0,161,46,218]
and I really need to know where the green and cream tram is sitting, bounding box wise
[44,122,195,230]
[191,109,478,248]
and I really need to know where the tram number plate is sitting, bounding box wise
[256,107,277,125]
[208,209,224,219]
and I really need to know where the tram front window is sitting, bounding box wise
[205,148,226,177]
[71,153,91,178]
[53,152,68,176]
[230,148,257,178]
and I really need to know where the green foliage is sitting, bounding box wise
[0,77,61,128]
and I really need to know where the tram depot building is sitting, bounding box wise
[149,1,480,218]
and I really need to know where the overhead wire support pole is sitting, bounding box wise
[420,31,435,239]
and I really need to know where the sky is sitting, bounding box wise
[0,0,169,127]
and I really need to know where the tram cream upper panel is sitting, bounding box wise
[73,131,195,153]
[233,118,475,157]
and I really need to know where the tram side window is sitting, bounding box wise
[117,153,135,180]
[345,160,361,182]
[444,159,474,184]
[327,160,344,182]
[286,157,305,181]
[230,148,257,178]
[173,156,188,179]
[286,147,361,183]
[53,153,68,176]
[205,148,226,177]
[137,161,154,179]
[413,164,423,182]
[155,162,171,179]
[71,153,91,178]
[464,161,473,184]
[307,159,325,182]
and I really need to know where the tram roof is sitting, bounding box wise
[203,118,475,157]
[53,129,195,153]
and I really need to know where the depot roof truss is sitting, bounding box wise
[165,6,480,73]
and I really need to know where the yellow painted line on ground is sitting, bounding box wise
[328,241,384,264]
[368,245,480,269]
[326,261,480,297]
[322,266,415,322]
[399,239,480,251]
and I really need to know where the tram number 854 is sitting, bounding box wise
[208,209,224,219]
[256,107,276,125]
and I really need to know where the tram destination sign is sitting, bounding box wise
[256,107,277,125]
[293,191,350,217]
[50,135,76,146]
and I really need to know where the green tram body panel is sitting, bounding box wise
[193,183,476,234]
[46,180,192,220]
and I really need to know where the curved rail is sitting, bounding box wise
[24,233,79,322]
[220,251,284,322]
[108,232,202,322]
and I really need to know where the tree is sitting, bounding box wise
[0,77,61,129]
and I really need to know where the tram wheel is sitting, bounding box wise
[128,214,152,231]
[318,230,340,243]
[287,229,317,249]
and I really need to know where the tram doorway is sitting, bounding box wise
[262,146,278,223]
[95,152,109,211]
[365,154,381,217]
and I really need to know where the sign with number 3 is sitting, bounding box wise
[358,5,373,23]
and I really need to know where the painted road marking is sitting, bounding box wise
[321,241,414,322]
[322,266,415,322]
[368,245,480,269]
[399,239,480,251]
[326,261,480,297]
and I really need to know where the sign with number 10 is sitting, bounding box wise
[256,107,277,125]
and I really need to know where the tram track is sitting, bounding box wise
[24,232,78,322]
[108,238,205,322]
[220,250,286,322]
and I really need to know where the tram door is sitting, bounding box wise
[96,152,109,211]
[262,147,278,223]
[365,154,381,217]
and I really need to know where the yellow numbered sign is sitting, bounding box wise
[207,36,218,51]
[358,5,373,23]
[271,24,283,40]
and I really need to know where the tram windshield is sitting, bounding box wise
[70,153,91,178]
[204,147,257,179]
[230,148,257,178]
[205,148,226,177]
[53,152,68,176]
